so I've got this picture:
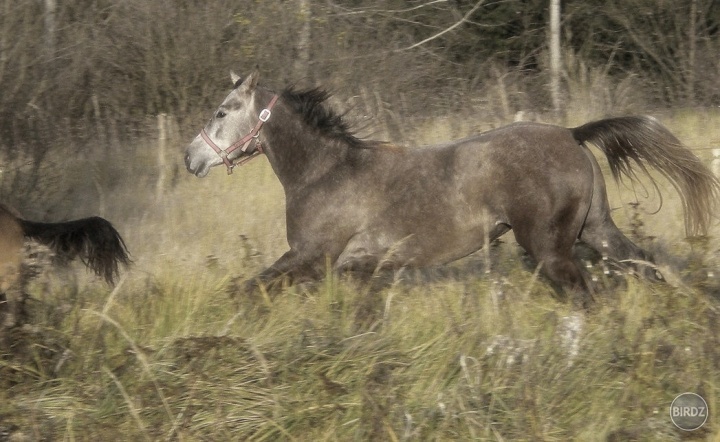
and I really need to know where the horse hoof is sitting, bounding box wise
[242,280,260,295]
[572,292,596,312]
[225,276,254,298]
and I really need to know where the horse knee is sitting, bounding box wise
[543,257,594,308]
[544,258,585,289]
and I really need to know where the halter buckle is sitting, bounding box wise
[259,108,272,122]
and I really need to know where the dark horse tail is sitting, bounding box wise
[572,115,720,236]
[20,216,130,284]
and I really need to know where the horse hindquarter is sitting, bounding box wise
[471,124,596,303]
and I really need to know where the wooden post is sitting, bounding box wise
[155,114,168,203]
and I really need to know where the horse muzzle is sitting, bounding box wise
[184,143,214,178]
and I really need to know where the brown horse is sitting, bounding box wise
[185,70,720,307]
[0,203,129,327]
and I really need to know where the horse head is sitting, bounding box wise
[185,70,277,177]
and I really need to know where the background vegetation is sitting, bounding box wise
[1,0,720,440]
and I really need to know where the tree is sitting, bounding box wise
[549,0,562,113]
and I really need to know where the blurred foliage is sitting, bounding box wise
[0,0,716,134]
[0,0,718,204]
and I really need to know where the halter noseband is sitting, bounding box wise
[199,94,280,175]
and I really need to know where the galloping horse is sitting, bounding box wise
[0,203,129,326]
[185,70,720,307]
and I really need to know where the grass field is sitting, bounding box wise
[2,110,720,441]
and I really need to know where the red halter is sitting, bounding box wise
[199,94,280,174]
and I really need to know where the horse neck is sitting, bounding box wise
[262,104,351,190]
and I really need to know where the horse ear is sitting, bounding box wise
[236,69,260,94]
[230,71,241,85]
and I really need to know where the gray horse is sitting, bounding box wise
[185,70,720,307]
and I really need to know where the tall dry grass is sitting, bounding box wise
[2,110,720,440]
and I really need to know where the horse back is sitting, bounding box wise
[328,122,594,266]
[433,122,592,189]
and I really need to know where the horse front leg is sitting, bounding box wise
[242,249,323,295]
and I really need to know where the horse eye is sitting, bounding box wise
[216,110,227,119]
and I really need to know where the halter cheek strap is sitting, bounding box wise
[200,94,280,175]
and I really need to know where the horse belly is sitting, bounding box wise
[414,219,509,266]
[335,214,503,271]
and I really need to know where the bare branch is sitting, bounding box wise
[381,0,450,14]
[326,0,449,16]
[394,0,487,52]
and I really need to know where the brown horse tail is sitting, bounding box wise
[571,115,720,236]
[20,216,130,284]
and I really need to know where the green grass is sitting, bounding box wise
[2,111,720,440]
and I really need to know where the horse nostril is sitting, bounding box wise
[184,153,195,173]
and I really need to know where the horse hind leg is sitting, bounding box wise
[512,204,594,309]
[579,210,661,282]
[579,160,661,281]
[520,243,593,309]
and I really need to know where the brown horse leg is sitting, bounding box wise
[242,249,324,294]
[512,237,593,307]
[512,203,594,309]
[335,254,397,295]
[578,158,660,280]
[548,256,589,295]
[534,250,593,309]
[579,213,660,281]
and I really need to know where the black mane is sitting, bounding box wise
[281,87,368,148]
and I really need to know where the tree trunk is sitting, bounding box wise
[44,0,57,59]
[549,0,562,115]
[293,0,312,81]
[687,0,697,103]
[155,114,168,203]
